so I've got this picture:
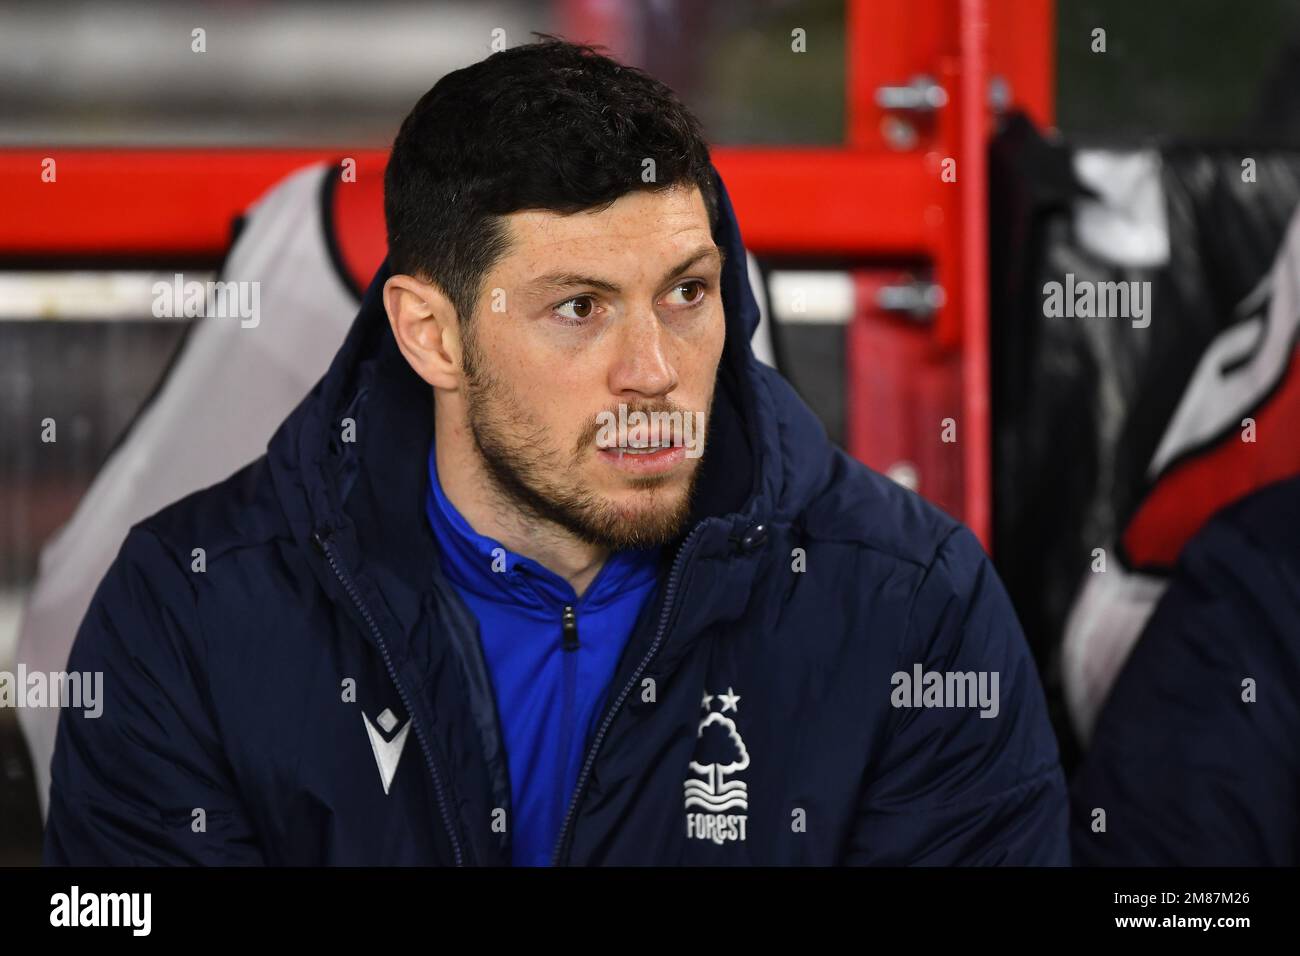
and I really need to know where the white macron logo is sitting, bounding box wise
[362,707,411,795]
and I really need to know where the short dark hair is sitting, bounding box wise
[384,37,718,324]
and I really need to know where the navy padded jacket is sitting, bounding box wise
[44,171,1069,866]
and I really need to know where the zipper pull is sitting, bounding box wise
[562,604,579,651]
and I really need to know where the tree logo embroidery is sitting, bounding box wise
[684,687,750,844]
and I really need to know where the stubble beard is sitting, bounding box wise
[460,332,705,551]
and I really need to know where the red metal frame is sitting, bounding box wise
[0,0,1055,549]
[959,0,993,554]
[0,148,385,258]
[0,148,939,259]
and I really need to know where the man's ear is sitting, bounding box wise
[383,273,464,390]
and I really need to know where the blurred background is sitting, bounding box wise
[4,0,1300,864]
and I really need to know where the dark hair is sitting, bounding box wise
[384,37,718,324]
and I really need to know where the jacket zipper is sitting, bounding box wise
[550,523,706,865]
[559,604,578,821]
[314,528,465,866]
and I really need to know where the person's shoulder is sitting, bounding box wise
[801,444,970,574]
[1164,474,1300,614]
[85,454,291,661]
[787,445,1007,653]
[131,453,288,570]
[755,360,966,573]
[1143,474,1300,661]
[1192,474,1300,562]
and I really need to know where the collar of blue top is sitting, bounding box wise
[424,440,663,610]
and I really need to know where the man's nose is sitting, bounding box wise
[607,309,678,398]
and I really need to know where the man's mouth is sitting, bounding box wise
[612,438,674,455]
[591,410,699,475]
[596,440,686,473]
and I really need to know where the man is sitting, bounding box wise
[44,40,1067,865]
[1072,475,1300,865]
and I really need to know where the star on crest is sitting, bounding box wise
[718,687,741,713]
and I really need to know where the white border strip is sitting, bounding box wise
[0,272,212,321]
[767,270,855,325]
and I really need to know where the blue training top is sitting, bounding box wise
[423,442,661,865]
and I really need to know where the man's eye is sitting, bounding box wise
[665,280,707,307]
[555,296,596,322]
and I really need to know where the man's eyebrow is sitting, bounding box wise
[523,244,726,297]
